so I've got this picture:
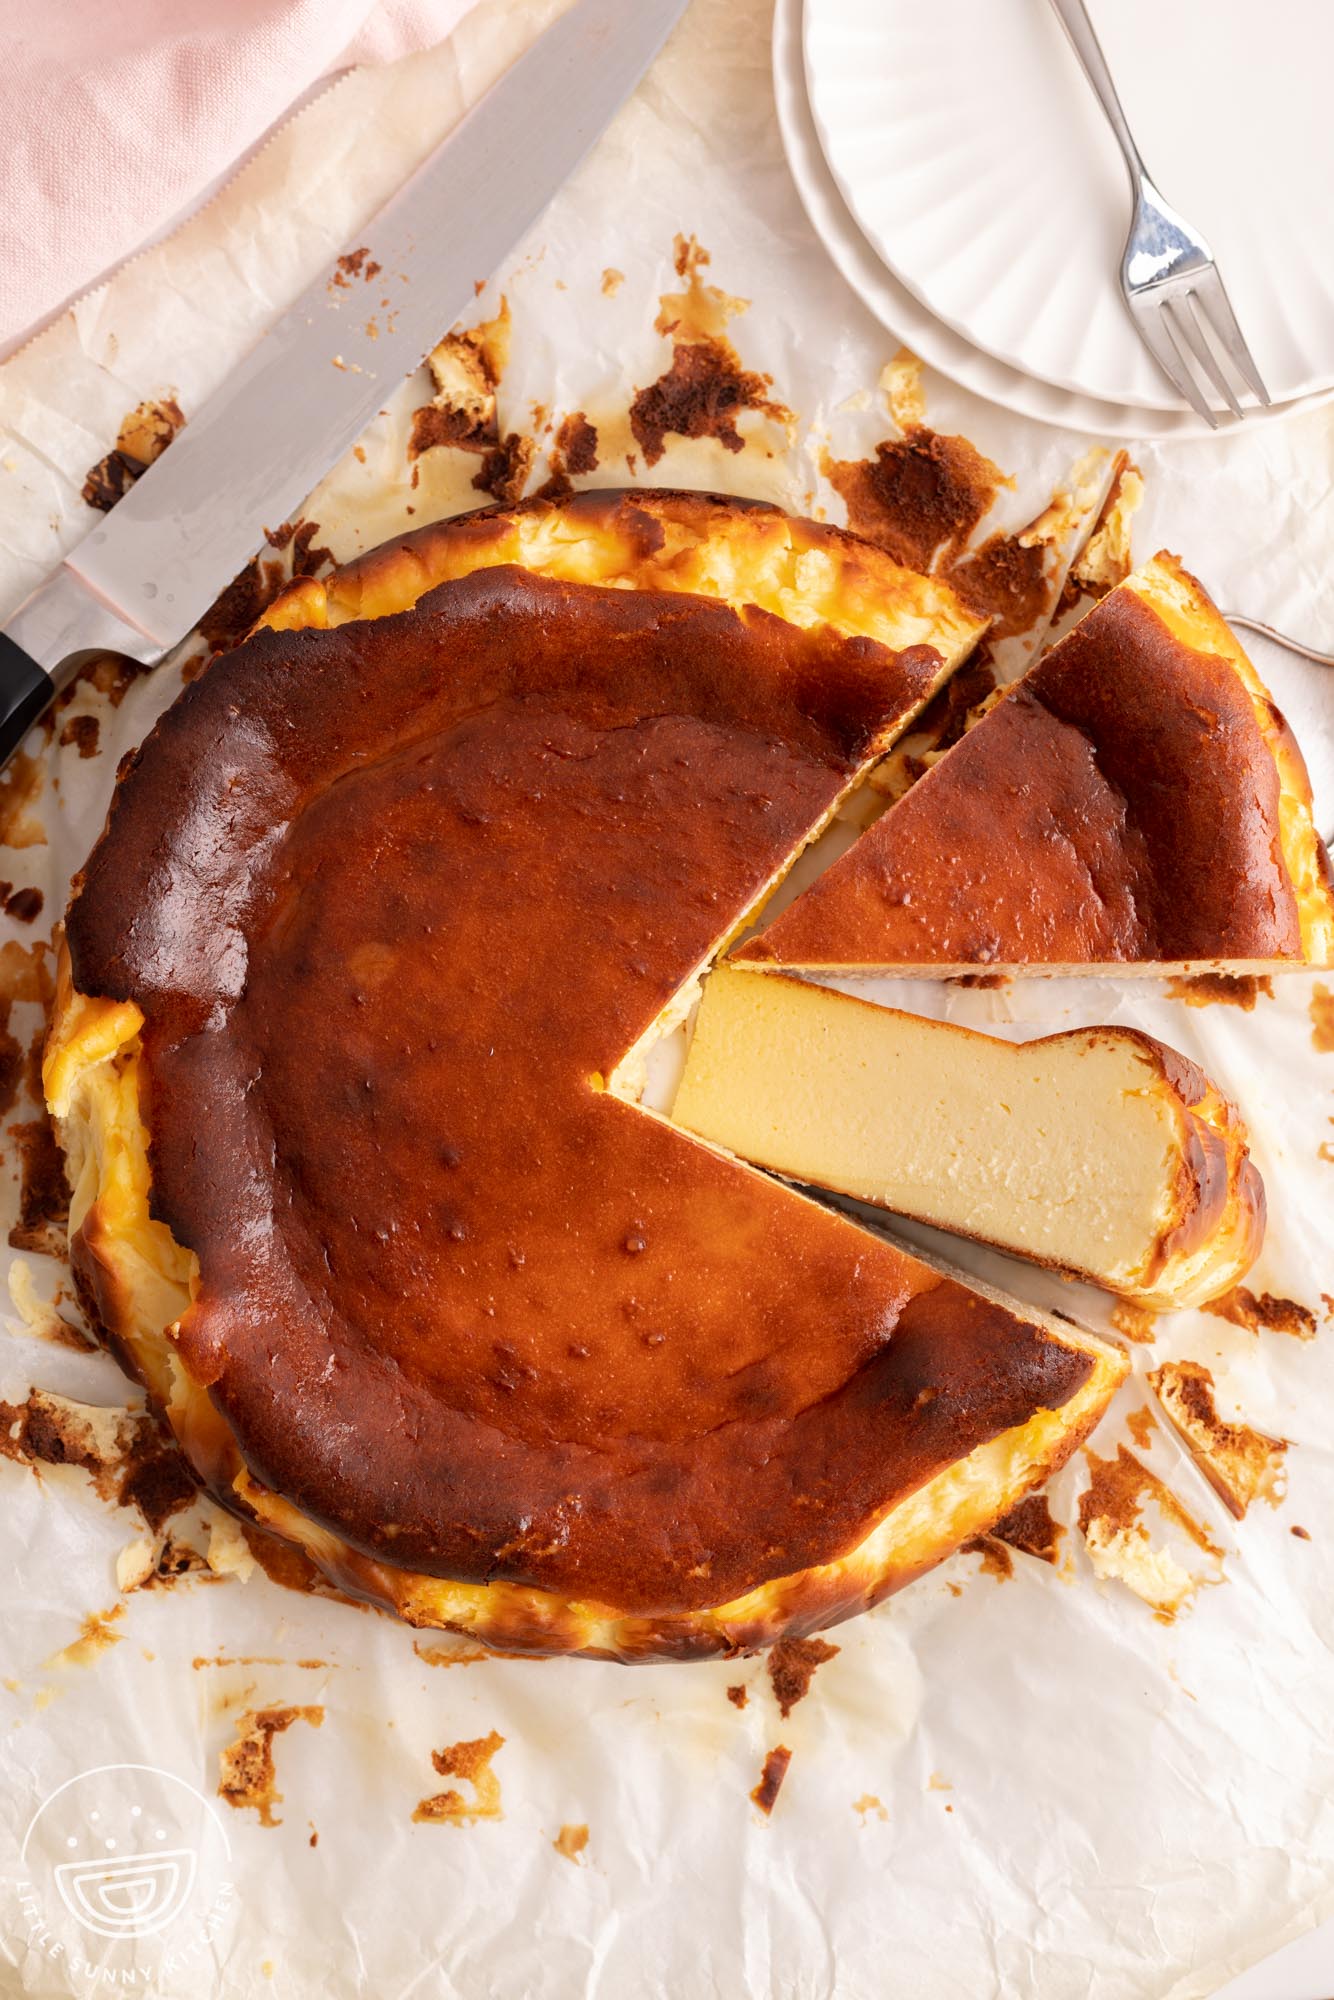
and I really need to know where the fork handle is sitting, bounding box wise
[1046,0,1148,190]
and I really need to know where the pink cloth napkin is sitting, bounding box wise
[3,0,478,351]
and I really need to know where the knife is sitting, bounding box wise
[0,0,689,768]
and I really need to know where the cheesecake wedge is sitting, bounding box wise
[672,968,1264,1309]
[733,553,1334,978]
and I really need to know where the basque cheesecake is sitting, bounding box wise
[672,968,1263,1309]
[45,489,1126,1662]
[735,553,1334,977]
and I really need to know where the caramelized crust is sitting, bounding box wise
[737,553,1334,975]
[49,493,1124,1657]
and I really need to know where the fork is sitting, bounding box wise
[1047,0,1271,428]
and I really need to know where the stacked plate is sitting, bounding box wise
[777,0,1334,438]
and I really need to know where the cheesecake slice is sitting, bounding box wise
[672,968,1264,1309]
[733,553,1334,977]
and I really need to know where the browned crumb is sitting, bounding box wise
[1292,1525,1312,1541]
[822,428,1002,573]
[53,649,149,714]
[219,1706,324,1827]
[628,234,791,468]
[989,1492,1065,1566]
[0,1389,197,1531]
[1078,1445,1222,1622]
[766,1636,840,1718]
[409,300,512,464]
[195,521,333,657]
[554,410,598,476]
[472,432,536,506]
[951,971,1007,989]
[45,1604,125,1671]
[726,1683,748,1710]
[962,1535,1013,1580]
[8,1115,70,1256]
[1111,1302,1160,1345]
[81,397,185,513]
[750,1746,792,1816]
[1149,1360,1288,1519]
[412,1638,494,1667]
[1064,452,1143,602]
[1125,1406,1156,1449]
[413,1730,505,1825]
[1204,1288,1317,1341]
[4,885,42,923]
[58,713,100,760]
[601,267,624,296]
[630,340,789,466]
[192,1655,329,1670]
[1166,973,1273,1011]
[1311,984,1334,1053]
[947,531,1049,640]
[553,1823,589,1863]
[0,753,47,849]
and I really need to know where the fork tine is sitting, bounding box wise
[1133,304,1219,427]
[1170,294,1243,421]
[1190,265,1272,407]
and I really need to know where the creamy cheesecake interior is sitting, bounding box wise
[671,968,1262,1308]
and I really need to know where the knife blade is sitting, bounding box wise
[0,0,689,766]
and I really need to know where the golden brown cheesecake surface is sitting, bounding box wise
[735,553,1334,976]
[47,492,1124,1658]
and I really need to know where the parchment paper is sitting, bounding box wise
[1,5,1333,1997]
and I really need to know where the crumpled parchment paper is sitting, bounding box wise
[1,4,1333,1998]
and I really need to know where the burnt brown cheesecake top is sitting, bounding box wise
[736,553,1334,973]
[64,561,1091,1617]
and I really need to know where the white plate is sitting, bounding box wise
[803,0,1334,415]
[774,0,1287,438]
[773,0,1213,438]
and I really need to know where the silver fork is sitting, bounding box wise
[1047,0,1271,428]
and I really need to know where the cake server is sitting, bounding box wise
[0,0,689,770]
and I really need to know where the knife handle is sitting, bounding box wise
[0,634,55,768]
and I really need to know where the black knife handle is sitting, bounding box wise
[0,633,55,767]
